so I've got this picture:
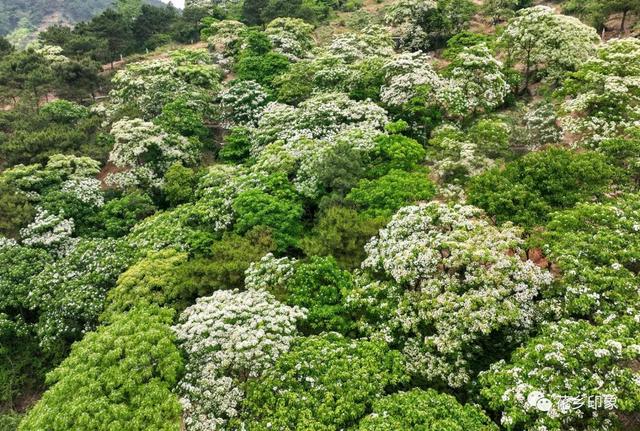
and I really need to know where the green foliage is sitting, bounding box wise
[155,98,208,140]
[357,388,498,430]
[238,333,408,429]
[0,244,52,408]
[103,248,198,320]
[203,229,276,288]
[346,168,436,217]
[40,100,89,123]
[96,191,157,238]
[536,195,640,319]
[235,51,290,89]
[218,127,253,163]
[232,175,303,252]
[0,412,21,431]
[468,147,621,227]
[0,182,34,239]
[368,133,427,177]
[19,305,183,431]
[442,31,495,60]
[301,205,386,270]
[163,163,201,207]
[283,256,354,334]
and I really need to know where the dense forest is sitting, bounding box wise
[1,0,640,430]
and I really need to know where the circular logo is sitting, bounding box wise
[527,391,552,412]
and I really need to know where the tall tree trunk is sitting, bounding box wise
[621,9,628,33]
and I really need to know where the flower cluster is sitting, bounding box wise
[244,252,296,292]
[265,17,314,61]
[561,38,640,144]
[20,208,75,252]
[500,6,599,83]
[353,202,556,387]
[173,289,306,430]
[106,118,200,189]
[479,317,640,431]
[217,80,270,127]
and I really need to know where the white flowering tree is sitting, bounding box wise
[327,25,395,63]
[561,38,640,144]
[254,92,388,149]
[385,0,475,50]
[539,195,640,321]
[500,6,599,89]
[350,202,556,388]
[173,289,305,430]
[205,20,247,69]
[217,80,270,127]
[106,118,201,189]
[431,133,493,184]
[19,208,74,253]
[442,44,511,118]
[479,317,640,431]
[27,238,136,357]
[265,18,315,61]
[380,52,444,108]
[109,52,222,119]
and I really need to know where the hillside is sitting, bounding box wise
[1,0,640,430]
[0,0,165,47]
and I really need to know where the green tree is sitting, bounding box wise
[346,168,436,218]
[238,333,407,430]
[19,306,183,431]
[468,147,621,227]
[283,256,354,334]
[301,206,386,270]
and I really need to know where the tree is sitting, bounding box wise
[82,9,134,67]
[500,6,599,90]
[351,202,554,388]
[536,195,640,320]
[242,0,269,25]
[0,37,13,56]
[301,206,387,270]
[232,174,304,252]
[235,51,290,89]
[19,306,183,431]
[479,317,640,431]
[173,289,305,430]
[560,38,640,144]
[281,256,355,334]
[346,168,437,218]
[468,147,620,227]
[28,238,136,359]
[385,0,476,51]
[238,333,407,429]
[97,191,156,238]
[0,181,34,239]
[106,118,201,190]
